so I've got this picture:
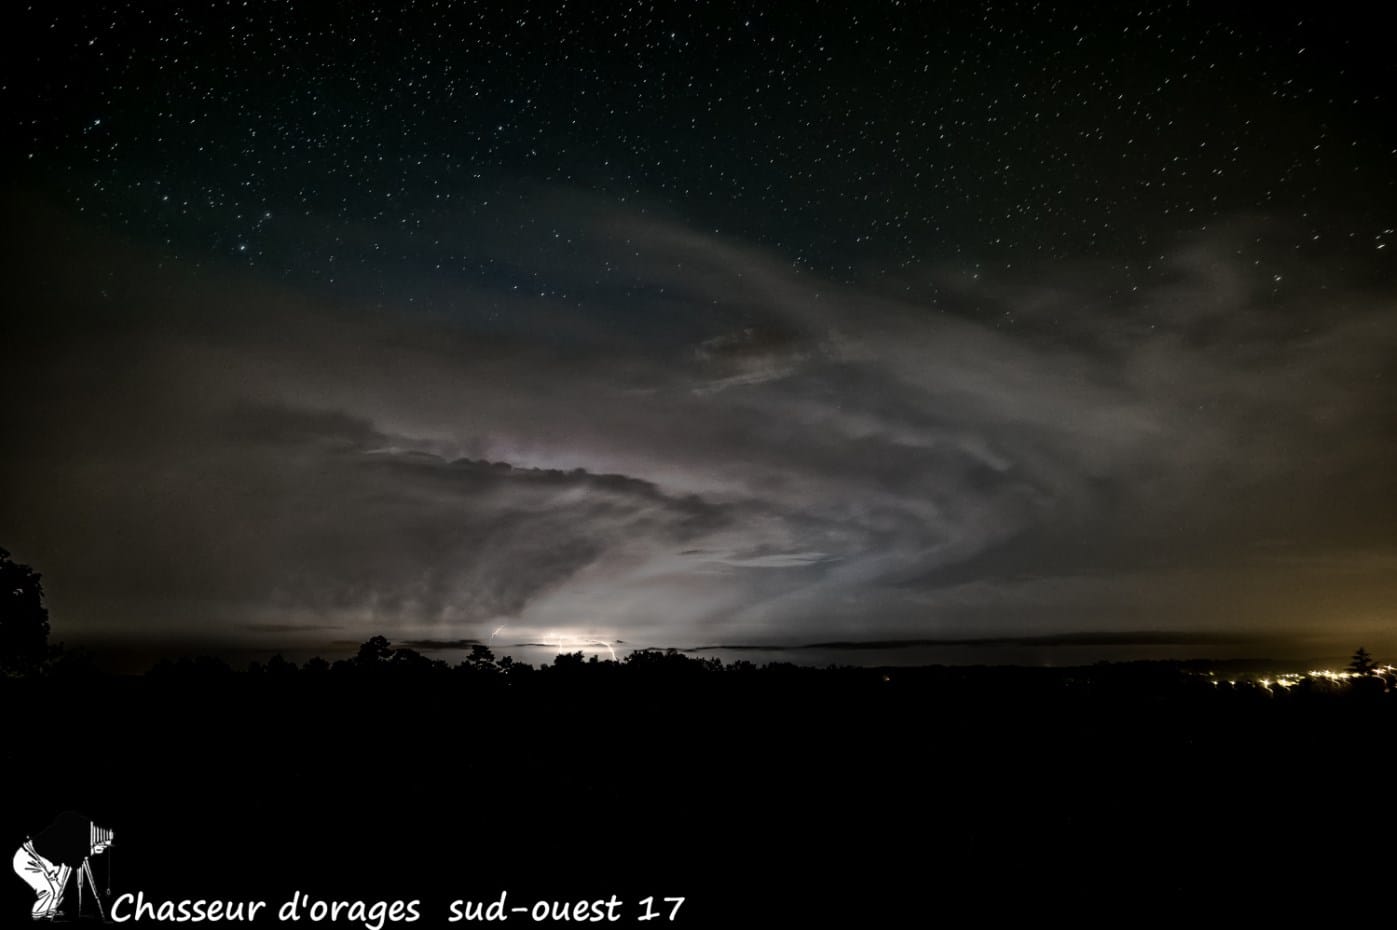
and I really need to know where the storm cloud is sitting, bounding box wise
[3,192,1394,658]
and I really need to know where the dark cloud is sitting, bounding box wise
[398,638,484,650]
[686,631,1281,652]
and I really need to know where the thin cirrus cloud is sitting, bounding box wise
[3,192,1394,658]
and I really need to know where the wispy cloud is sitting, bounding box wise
[5,195,1394,654]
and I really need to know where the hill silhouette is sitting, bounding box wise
[2,634,1393,924]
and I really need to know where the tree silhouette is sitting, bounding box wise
[356,634,395,666]
[465,644,497,671]
[266,653,298,677]
[1,546,53,677]
[1348,647,1377,676]
[389,646,435,672]
[552,650,587,671]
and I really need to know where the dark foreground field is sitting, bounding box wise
[4,653,1394,926]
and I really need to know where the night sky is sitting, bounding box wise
[3,2,1394,665]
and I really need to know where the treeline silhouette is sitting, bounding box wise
[6,632,1394,925]
[113,635,1397,716]
[4,543,1395,925]
[33,631,1397,699]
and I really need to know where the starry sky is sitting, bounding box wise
[3,2,1394,664]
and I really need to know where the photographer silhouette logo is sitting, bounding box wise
[12,812,113,921]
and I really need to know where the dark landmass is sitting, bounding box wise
[3,640,1393,925]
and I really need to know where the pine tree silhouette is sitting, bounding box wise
[1348,647,1377,676]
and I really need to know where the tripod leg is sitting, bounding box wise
[77,860,83,917]
[84,859,107,921]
